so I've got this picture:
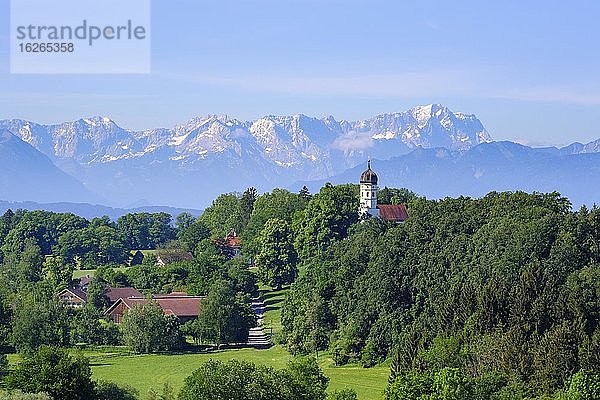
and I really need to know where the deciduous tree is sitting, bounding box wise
[256,218,298,289]
[120,300,167,353]
[7,346,95,400]
[196,280,255,347]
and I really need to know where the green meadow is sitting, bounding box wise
[66,266,390,399]
[88,346,388,399]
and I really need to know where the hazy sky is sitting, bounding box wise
[1,0,600,146]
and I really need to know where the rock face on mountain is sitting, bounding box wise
[0,129,97,203]
[0,105,492,207]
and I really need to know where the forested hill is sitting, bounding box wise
[282,190,600,399]
[0,200,202,221]
[0,185,597,399]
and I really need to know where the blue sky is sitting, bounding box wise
[1,0,600,145]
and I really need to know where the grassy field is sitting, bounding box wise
[72,269,96,279]
[89,346,388,399]
[10,345,389,399]
[68,267,388,398]
[72,266,129,279]
[89,283,388,399]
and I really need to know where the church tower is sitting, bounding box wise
[359,160,379,217]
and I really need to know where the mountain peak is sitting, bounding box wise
[80,116,116,126]
[2,106,599,208]
[412,103,446,114]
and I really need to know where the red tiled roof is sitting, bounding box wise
[377,204,409,222]
[106,287,144,303]
[154,296,203,317]
[224,229,241,248]
[113,296,204,318]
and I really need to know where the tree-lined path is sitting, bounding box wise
[247,297,270,348]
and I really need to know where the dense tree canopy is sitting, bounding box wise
[10,284,69,354]
[57,224,128,269]
[7,346,95,400]
[377,187,419,205]
[0,186,598,399]
[120,300,183,353]
[179,358,329,400]
[242,188,307,255]
[283,191,600,398]
[198,193,246,238]
[116,212,175,250]
[194,279,256,347]
[178,219,211,253]
[256,218,298,290]
[292,184,359,259]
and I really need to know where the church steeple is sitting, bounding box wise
[360,160,378,185]
[359,160,379,216]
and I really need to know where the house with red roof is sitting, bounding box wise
[106,287,144,304]
[377,204,410,223]
[58,288,88,309]
[215,229,242,258]
[105,293,205,324]
[58,284,143,309]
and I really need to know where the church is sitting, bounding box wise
[359,161,409,223]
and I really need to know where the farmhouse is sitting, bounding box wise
[216,229,242,258]
[106,287,143,303]
[359,160,409,223]
[105,293,204,324]
[58,284,143,309]
[57,288,87,309]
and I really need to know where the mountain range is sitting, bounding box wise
[0,104,598,209]
[297,141,600,208]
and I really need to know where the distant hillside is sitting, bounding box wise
[296,141,600,208]
[0,200,203,221]
[0,129,99,204]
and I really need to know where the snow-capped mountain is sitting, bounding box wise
[0,104,490,172]
[0,105,494,207]
[1,104,599,208]
[560,138,600,155]
[349,104,490,149]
